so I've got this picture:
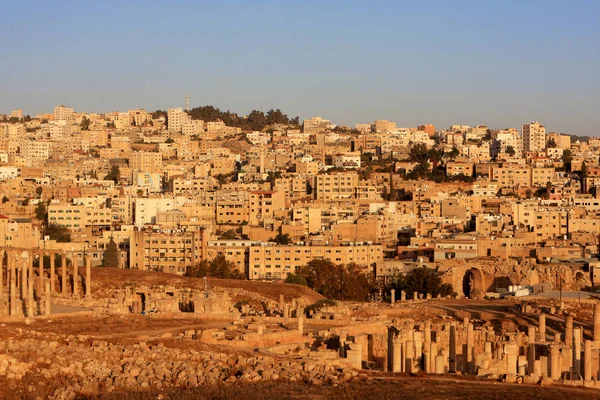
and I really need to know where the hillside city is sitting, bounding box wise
[0,104,598,293]
[4,103,600,398]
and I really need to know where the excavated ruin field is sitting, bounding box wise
[89,267,324,305]
[3,268,600,399]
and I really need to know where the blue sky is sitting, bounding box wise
[1,0,599,134]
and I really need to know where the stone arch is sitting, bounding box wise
[462,268,485,299]
[574,271,588,290]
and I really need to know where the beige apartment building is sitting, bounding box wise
[522,121,546,152]
[48,203,112,232]
[54,105,74,121]
[446,162,473,176]
[248,189,285,226]
[492,164,531,188]
[130,151,163,173]
[129,229,205,275]
[248,243,383,280]
[373,120,396,132]
[302,116,330,133]
[20,141,53,160]
[314,171,359,200]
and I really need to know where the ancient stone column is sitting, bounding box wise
[538,314,546,342]
[435,355,445,374]
[565,315,574,346]
[279,294,284,310]
[549,344,560,379]
[73,255,79,297]
[10,271,16,316]
[449,323,457,373]
[257,324,265,334]
[413,291,418,301]
[584,339,592,381]
[430,342,438,373]
[528,326,536,375]
[38,252,44,300]
[424,321,432,344]
[405,340,415,373]
[44,281,51,316]
[27,256,34,317]
[85,256,91,299]
[423,344,431,374]
[50,252,55,293]
[283,303,290,319]
[390,289,395,304]
[467,323,474,373]
[0,250,3,292]
[391,338,401,373]
[61,254,67,293]
[20,257,27,301]
[400,290,406,301]
[298,316,304,335]
[573,327,582,378]
[594,303,600,343]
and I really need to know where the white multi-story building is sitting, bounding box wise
[182,120,204,136]
[303,116,331,133]
[522,121,546,153]
[491,128,522,157]
[167,108,190,132]
[21,141,53,160]
[54,105,74,121]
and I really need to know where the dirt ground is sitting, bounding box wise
[3,375,600,400]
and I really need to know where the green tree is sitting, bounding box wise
[2,195,8,203]
[34,201,47,222]
[295,260,377,301]
[409,143,429,163]
[505,145,516,157]
[270,232,292,245]
[80,116,91,131]
[562,149,573,172]
[547,138,557,148]
[185,255,245,279]
[284,273,307,286]
[448,147,460,159]
[219,229,237,240]
[101,237,120,267]
[104,165,120,183]
[387,268,455,298]
[43,223,71,242]
[35,186,43,198]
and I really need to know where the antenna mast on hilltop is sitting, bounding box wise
[186,93,189,112]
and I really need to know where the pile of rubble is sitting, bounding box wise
[0,330,365,399]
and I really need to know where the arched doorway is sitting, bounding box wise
[462,268,484,299]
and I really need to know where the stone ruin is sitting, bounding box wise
[0,248,92,318]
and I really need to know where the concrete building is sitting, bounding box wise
[129,229,205,274]
[303,117,330,133]
[248,243,383,280]
[167,108,190,133]
[522,121,546,152]
[130,151,163,173]
[54,105,74,121]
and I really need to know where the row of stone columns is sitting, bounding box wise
[390,289,441,304]
[1,249,93,317]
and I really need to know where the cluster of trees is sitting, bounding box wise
[80,116,91,131]
[285,260,378,301]
[1,115,32,123]
[186,106,300,131]
[101,237,120,267]
[385,268,455,298]
[42,223,71,242]
[185,255,245,280]
[104,165,120,183]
